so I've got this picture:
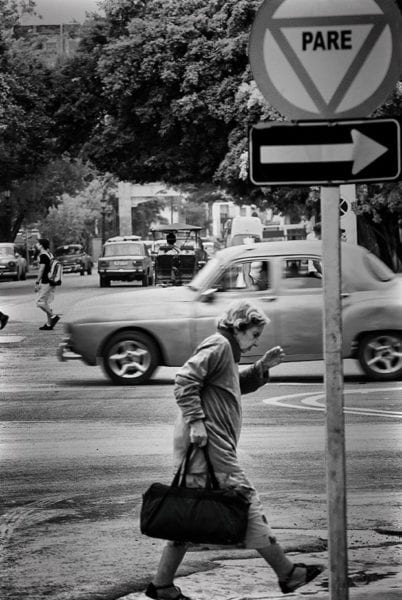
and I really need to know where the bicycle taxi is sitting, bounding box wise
[150,223,208,286]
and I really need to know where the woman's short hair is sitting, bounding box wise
[218,300,270,332]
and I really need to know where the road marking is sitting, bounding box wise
[0,335,26,344]
[263,387,402,419]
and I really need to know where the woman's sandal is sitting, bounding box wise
[145,582,192,600]
[279,562,324,594]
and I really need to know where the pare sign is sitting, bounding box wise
[249,0,402,120]
[301,29,352,51]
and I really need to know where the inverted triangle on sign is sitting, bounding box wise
[266,15,390,115]
[282,25,372,103]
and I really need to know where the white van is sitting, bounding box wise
[226,216,263,246]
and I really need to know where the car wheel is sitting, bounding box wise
[20,269,26,280]
[102,330,159,385]
[358,332,402,381]
[87,266,92,275]
[142,273,148,287]
[80,269,85,276]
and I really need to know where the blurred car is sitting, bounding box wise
[97,236,153,287]
[0,242,18,281]
[58,240,402,385]
[55,244,93,275]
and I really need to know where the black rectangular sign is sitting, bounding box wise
[249,118,401,185]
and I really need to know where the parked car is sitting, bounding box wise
[54,244,93,275]
[97,236,153,287]
[58,240,402,385]
[0,243,19,281]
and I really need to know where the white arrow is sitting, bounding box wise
[260,130,388,175]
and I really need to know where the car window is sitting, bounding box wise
[215,260,271,292]
[55,246,82,256]
[0,246,14,256]
[103,243,144,256]
[281,257,322,290]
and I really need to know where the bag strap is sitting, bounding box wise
[171,444,220,489]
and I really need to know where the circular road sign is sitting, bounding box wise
[249,0,402,120]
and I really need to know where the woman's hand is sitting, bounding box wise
[260,345,285,369]
[189,419,208,447]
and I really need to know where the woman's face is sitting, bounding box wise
[234,324,264,354]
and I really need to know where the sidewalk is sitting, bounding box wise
[118,528,401,600]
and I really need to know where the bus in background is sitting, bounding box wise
[225,216,263,247]
[262,223,307,242]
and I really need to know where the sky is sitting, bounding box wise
[21,0,103,25]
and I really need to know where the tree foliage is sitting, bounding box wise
[54,1,401,221]
[53,0,264,190]
[37,175,118,249]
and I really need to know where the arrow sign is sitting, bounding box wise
[250,118,401,185]
[260,130,388,175]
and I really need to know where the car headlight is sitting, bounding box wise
[8,261,16,267]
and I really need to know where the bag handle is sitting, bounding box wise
[172,444,220,489]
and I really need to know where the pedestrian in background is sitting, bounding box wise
[35,238,60,331]
[145,300,323,600]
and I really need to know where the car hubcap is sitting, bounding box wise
[108,340,151,379]
[364,335,402,375]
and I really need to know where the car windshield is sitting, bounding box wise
[104,243,144,257]
[0,246,14,256]
[189,257,220,290]
[55,246,82,256]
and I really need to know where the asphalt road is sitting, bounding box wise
[0,274,401,600]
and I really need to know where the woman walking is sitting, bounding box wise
[145,300,323,599]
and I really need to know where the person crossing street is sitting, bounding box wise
[35,238,60,331]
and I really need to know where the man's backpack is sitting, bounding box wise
[48,255,63,286]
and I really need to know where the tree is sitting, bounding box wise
[37,175,118,249]
[0,1,62,240]
[53,0,262,188]
[0,3,55,189]
[0,156,96,242]
[49,0,402,267]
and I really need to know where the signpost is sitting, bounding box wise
[248,1,402,598]
[250,118,401,185]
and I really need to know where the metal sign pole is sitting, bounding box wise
[321,186,349,599]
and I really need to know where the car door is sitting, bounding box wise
[193,257,280,359]
[276,256,324,359]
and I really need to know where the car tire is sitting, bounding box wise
[80,269,85,276]
[358,331,402,381]
[20,269,26,280]
[142,273,148,287]
[87,266,92,275]
[102,330,160,385]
